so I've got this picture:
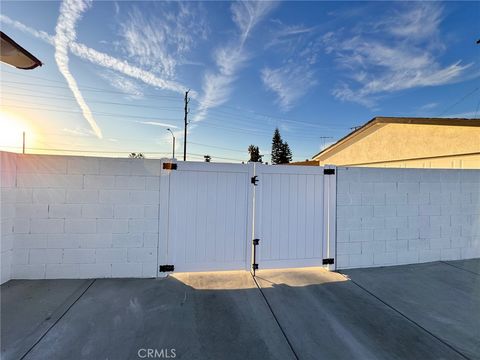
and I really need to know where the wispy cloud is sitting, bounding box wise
[62,127,95,137]
[99,70,143,99]
[193,1,277,122]
[261,19,320,111]
[419,102,439,111]
[137,121,178,128]
[377,3,444,42]
[69,41,193,96]
[0,13,193,97]
[261,65,317,111]
[439,111,479,119]
[120,3,208,79]
[54,0,103,138]
[0,15,53,44]
[323,3,474,107]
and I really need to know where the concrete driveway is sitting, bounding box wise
[1,259,478,360]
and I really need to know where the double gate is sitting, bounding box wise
[157,161,336,275]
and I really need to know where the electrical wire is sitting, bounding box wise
[1,70,346,130]
[436,87,479,117]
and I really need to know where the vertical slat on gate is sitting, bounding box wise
[205,172,217,262]
[196,172,208,263]
[297,175,307,259]
[313,174,324,259]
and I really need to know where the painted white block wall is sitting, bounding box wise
[1,152,17,284]
[336,167,480,269]
[2,152,162,280]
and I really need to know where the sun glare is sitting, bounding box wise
[0,111,37,151]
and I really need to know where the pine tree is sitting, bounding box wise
[281,141,292,164]
[271,128,283,164]
[248,145,262,162]
[271,128,293,164]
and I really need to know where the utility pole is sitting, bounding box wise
[22,131,25,154]
[183,90,190,161]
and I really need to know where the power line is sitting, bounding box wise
[2,103,183,123]
[2,83,344,133]
[0,71,180,99]
[31,133,313,159]
[2,70,346,131]
[3,100,337,141]
[436,87,479,117]
[0,145,245,162]
[0,145,170,155]
[474,97,480,118]
[1,92,182,111]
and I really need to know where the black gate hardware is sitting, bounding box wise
[163,163,177,170]
[159,264,175,272]
[323,168,335,175]
[252,239,260,275]
[251,175,259,186]
[322,258,334,265]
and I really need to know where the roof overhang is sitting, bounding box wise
[0,31,42,70]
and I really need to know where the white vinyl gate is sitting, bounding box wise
[158,161,336,275]
[252,164,336,270]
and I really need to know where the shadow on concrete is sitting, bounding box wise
[342,259,480,360]
[1,260,478,360]
[2,272,294,360]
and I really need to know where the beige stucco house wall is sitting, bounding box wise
[311,117,480,169]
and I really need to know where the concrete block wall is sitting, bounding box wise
[1,152,17,284]
[336,167,480,269]
[2,153,162,280]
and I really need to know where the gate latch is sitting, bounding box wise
[322,258,334,265]
[251,175,259,186]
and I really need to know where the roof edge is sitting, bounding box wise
[312,116,480,160]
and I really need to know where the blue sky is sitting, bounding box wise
[0,1,479,162]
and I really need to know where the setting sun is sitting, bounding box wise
[0,111,37,151]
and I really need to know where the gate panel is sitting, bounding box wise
[253,164,328,269]
[164,162,251,272]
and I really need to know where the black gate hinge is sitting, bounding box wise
[323,168,335,175]
[322,258,334,265]
[251,175,259,186]
[159,264,175,272]
[163,163,177,170]
[252,263,259,270]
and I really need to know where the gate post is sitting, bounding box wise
[322,165,337,270]
[157,158,175,277]
[246,162,257,272]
